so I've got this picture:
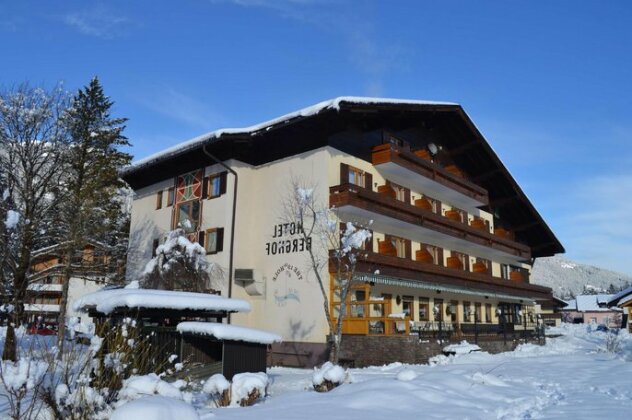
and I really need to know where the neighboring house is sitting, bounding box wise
[535,296,567,327]
[607,286,632,331]
[562,294,623,327]
[26,241,120,326]
[122,97,564,366]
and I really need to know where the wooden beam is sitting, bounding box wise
[531,241,557,251]
[512,221,541,232]
[489,193,520,208]
[471,168,502,182]
[448,141,479,156]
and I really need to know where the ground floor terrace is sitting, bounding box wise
[331,271,544,339]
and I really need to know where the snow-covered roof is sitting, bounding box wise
[176,321,281,345]
[607,285,632,307]
[564,294,622,312]
[127,96,457,171]
[72,288,251,315]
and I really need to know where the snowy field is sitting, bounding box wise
[198,324,632,420]
[1,324,631,419]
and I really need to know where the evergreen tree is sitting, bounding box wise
[55,77,131,352]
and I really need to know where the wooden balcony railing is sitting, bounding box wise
[372,143,489,206]
[347,251,552,300]
[330,184,531,260]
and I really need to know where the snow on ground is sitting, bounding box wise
[2,324,631,418]
[197,324,632,419]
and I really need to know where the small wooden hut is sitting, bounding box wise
[73,286,281,378]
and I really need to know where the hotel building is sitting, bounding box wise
[122,97,564,366]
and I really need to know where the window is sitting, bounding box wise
[418,298,429,321]
[402,296,413,318]
[463,301,471,322]
[156,191,163,209]
[500,264,510,280]
[449,300,458,322]
[204,228,224,254]
[485,304,492,323]
[350,289,367,318]
[175,200,200,232]
[208,172,227,198]
[433,299,444,322]
[176,170,203,203]
[348,166,365,188]
[167,187,175,207]
[475,302,482,323]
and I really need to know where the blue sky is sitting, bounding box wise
[2,0,631,275]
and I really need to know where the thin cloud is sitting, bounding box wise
[557,173,632,275]
[211,0,409,96]
[134,87,224,130]
[63,5,131,39]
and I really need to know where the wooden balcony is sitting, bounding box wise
[330,184,531,261]
[350,251,551,300]
[372,143,489,210]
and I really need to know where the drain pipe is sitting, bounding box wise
[202,144,237,324]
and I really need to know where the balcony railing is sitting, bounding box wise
[372,143,489,207]
[330,183,531,260]
[348,251,551,300]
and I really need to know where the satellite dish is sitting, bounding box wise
[427,143,439,156]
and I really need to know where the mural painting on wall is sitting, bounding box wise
[272,263,303,307]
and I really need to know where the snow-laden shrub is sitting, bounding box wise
[203,373,231,407]
[0,357,49,419]
[231,372,269,407]
[605,330,622,353]
[42,316,182,419]
[312,362,347,392]
[202,372,269,407]
[118,373,183,401]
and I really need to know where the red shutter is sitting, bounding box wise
[219,172,228,195]
[216,228,224,252]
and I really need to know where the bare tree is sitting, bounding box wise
[0,84,68,361]
[283,180,371,363]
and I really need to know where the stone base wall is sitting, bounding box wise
[269,342,329,368]
[339,334,545,367]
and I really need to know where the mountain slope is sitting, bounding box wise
[531,256,632,299]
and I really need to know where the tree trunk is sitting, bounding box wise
[2,322,17,361]
[55,249,73,358]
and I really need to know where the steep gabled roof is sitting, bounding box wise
[607,285,632,307]
[122,97,564,257]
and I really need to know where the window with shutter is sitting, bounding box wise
[208,172,227,198]
[205,227,225,254]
